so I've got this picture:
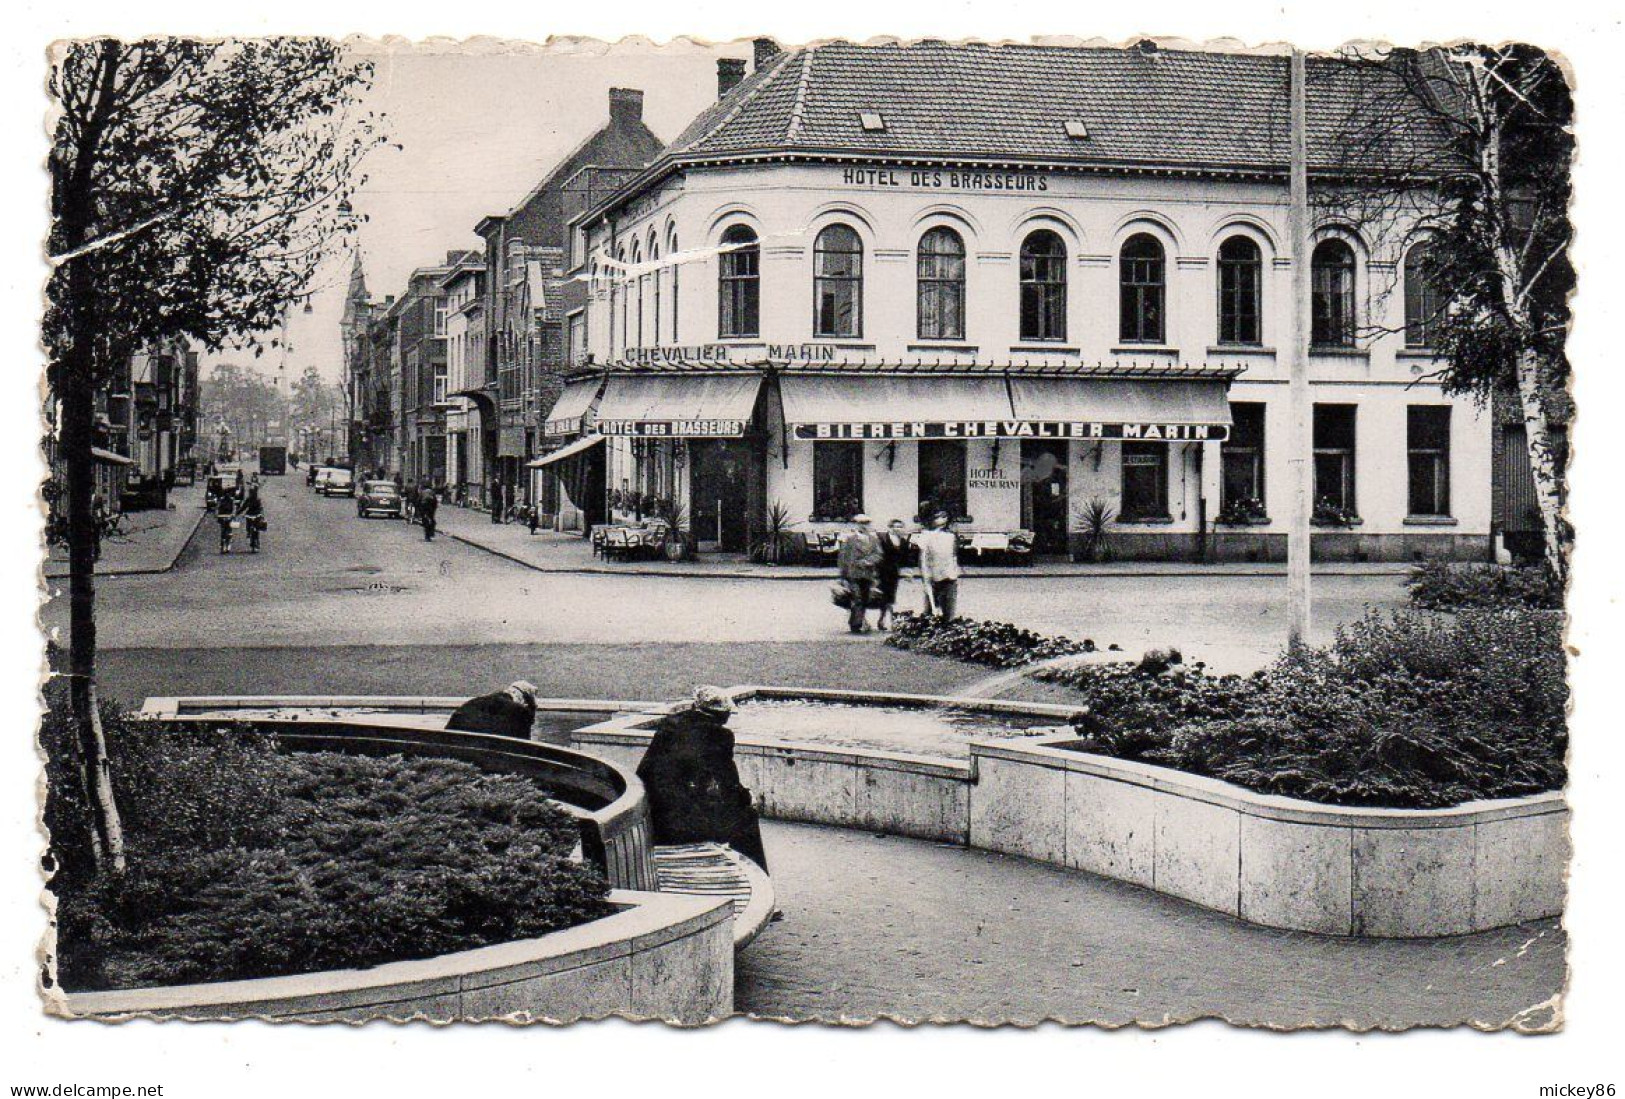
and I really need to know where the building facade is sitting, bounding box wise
[441,255,486,502]
[556,41,1489,562]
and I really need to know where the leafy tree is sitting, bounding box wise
[46,38,382,871]
[1320,45,1573,578]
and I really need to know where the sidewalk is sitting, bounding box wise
[435,503,1412,580]
[44,484,207,579]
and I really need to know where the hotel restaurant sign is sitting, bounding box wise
[792,421,1228,441]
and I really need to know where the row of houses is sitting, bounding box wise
[346,39,1549,562]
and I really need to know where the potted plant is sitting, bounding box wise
[752,501,794,565]
[1072,497,1115,563]
[1311,497,1360,528]
[1215,496,1269,525]
[655,498,691,561]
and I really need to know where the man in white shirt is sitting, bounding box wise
[914,509,961,620]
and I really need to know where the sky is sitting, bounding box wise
[204,36,756,387]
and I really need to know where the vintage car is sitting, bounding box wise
[356,480,404,519]
[316,468,355,497]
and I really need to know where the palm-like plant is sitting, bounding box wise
[754,501,794,564]
[1074,497,1115,562]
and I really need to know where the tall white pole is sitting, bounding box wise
[1286,48,1313,647]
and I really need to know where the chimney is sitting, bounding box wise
[753,37,780,70]
[717,58,747,99]
[608,87,644,123]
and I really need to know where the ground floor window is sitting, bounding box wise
[1119,442,1169,521]
[1313,404,1358,517]
[1220,402,1266,518]
[812,442,864,521]
[917,440,968,522]
[1407,406,1451,517]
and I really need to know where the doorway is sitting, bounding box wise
[689,438,752,552]
[1021,439,1070,554]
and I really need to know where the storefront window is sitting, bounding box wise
[1217,236,1262,345]
[1313,404,1358,516]
[1404,242,1442,349]
[917,440,968,522]
[812,442,864,521]
[1120,442,1169,520]
[719,225,759,338]
[1019,230,1067,341]
[1119,233,1166,344]
[1311,239,1357,348]
[1407,406,1451,516]
[814,224,863,337]
[1220,402,1266,517]
[917,227,966,340]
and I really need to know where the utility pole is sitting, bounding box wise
[1286,48,1312,646]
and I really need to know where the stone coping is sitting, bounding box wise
[973,738,1567,829]
[141,695,662,717]
[55,889,730,1021]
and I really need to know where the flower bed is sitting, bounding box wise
[890,608,1566,810]
[884,611,1100,668]
[1407,560,1564,611]
[42,693,615,992]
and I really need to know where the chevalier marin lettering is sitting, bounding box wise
[793,421,1226,441]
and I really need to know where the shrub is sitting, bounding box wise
[885,611,1095,668]
[1049,608,1567,808]
[42,690,614,992]
[1407,560,1564,611]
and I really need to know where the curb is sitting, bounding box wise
[438,528,1414,581]
[43,505,209,580]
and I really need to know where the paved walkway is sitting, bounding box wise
[434,504,1412,580]
[43,484,206,579]
[738,821,1565,1029]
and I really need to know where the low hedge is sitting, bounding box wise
[1407,560,1564,611]
[888,608,1566,809]
[885,612,1098,668]
[42,690,614,992]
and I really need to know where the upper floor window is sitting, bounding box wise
[651,242,661,344]
[1404,242,1443,349]
[1119,233,1166,344]
[813,224,863,338]
[1311,239,1357,347]
[1216,236,1262,346]
[1019,230,1067,342]
[433,299,448,338]
[718,225,759,338]
[668,232,680,341]
[916,227,966,340]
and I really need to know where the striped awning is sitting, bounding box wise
[543,377,604,437]
[780,376,1014,439]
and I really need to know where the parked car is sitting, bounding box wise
[356,480,404,519]
[318,468,355,497]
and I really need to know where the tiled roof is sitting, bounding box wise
[660,41,1441,174]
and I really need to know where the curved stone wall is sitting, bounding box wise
[57,890,734,1024]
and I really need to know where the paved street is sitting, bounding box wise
[43,466,1556,1031]
[44,467,1409,676]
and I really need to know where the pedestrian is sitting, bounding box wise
[636,686,768,871]
[215,489,237,554]
[490,478,504,524]
[418,488,438,541]
[875,518,911,631]
[915,509,961,619]
[446,680,540,741]
[403,480,418,524]
[836,513,883,634]
[528,494,542,535]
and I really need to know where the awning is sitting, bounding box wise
[593,374,761,438]
[91,447,133,466]
[1007,378,1233,442]
[543,378,604,437]
[529,433,603,469]
[781,376,1015,440]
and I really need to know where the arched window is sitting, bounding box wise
[1311,239,1357,347]
[1404,242,1442,349]
[616,246,628,352]
[630,241,644,348]
[813,224,863,338]
[1119,233,1166,344]
[718,225,759,338]
[1216,236,1262,346]
[1019,230,1067,341]
[650,235,661,344]
[916,227,966,340]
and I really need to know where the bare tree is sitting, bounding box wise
[46,38,382,871]
[1315,45,1573,578]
